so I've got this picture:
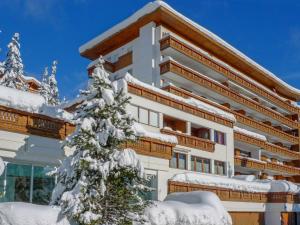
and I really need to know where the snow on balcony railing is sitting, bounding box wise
[233,126,267,141]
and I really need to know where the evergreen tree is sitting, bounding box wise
[39,67,51,102]
[48,60,60,105]
[51,57,148,225]
[0,33,27,90]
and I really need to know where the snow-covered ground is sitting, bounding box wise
[171,172,300,193]
[0,191,231,225]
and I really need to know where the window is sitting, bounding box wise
[142,174,157,201]
[214,131,226,145]
[170,152,187,170]
[214,161,226,175]
[0,163,55,205]
[128,104,159,127]
[240,150,251,158]
[191,156,210,173]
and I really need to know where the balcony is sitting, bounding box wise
[168,181,300,203]
[234,131,300,160]
[123,137,175,160]
[160,35,300,115]
[0,105,74,139]
[161,128,215,152]
[234,156,266,171]
[161,66,299,144]
[127,82,233,128]
[265,162,300,175]
[160,59,298,130]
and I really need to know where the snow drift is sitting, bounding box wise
[144,191,232,225]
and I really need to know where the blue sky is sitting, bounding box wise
[1,0,300,100]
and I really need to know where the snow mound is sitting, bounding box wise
[0,203,73,225]
[132,123,177,144]
[144,191,232,225]
[234,126,267,141]
[0,85,73,122]
[171,173,270,193]
[171,172,300,194]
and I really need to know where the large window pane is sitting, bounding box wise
[178,153,186,170]
[195,157,202,172]
[149,111,159,127]
[128,104,138,121]
[204,159,210,173]
[139,108,149,124]
[5,164,31,202]
[32,166,55,205]
[170,152,177,168]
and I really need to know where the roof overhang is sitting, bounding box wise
[79,1,300,101]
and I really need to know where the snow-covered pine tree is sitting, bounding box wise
[39,67,51,102]
[51,57,149,225]
[0,33,28,90]
[48,60,60,105]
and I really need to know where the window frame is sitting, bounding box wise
[214,160,226,175]
[170,152,187,170]
[130,104,160,128]
[214,130,226,145]
[190,155,211,173]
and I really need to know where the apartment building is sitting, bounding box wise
[79,1,300,225]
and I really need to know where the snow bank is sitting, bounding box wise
[0,85,73,122]
[0,203,73,225]
[171,172,300,194]
[171,173,270,193]
[132,123,177,144]
[80,0,300,97]
[234,126,267,141]
[124,73,236,122]
[144,191,232,225]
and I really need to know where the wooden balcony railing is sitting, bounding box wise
[234,156,300,175]
[160,128,215,152]
[168,181,300,203]
[234,131,300,160]
[234,157,266,171]
[160,64,299,144]
[0,106,75,140]
[123,137,175,160]
[127,83,234,128]
[160,59,298,129]
[160,35,300,114]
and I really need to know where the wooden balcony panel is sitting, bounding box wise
[160,128,215,152]
[161,61,299,144]
[266,162,300,175]
[160,36,300,114]
[168,181,300,203]
[234,157,266,171]
[160,60,298,129]
[0,106,74,140]
[128,83,233,128]
[123,137,175,160]
[234,131,300,160]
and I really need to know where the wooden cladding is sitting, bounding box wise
[234,131,300,159]
[235,157,266,171]
[160,128,215,152]
[0,106,75,140]
[161,74,298,144]
[235,157,300,175]
[168,181,300,203]
[160,59,298,129]
[127,83,234,128]
[88,52,133,75]
[160,36,300,114]
[123,137,174,160]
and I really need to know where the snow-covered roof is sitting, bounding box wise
[171,172,300,193]
[79,0,300,100]
[22,75,41,85]
[0,85,72,121]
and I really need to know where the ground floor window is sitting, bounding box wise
[170,152,187,170]
[143,174,157,201]
[214,160,226,175]
[191,156,210,173]
[0,162,55,205]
